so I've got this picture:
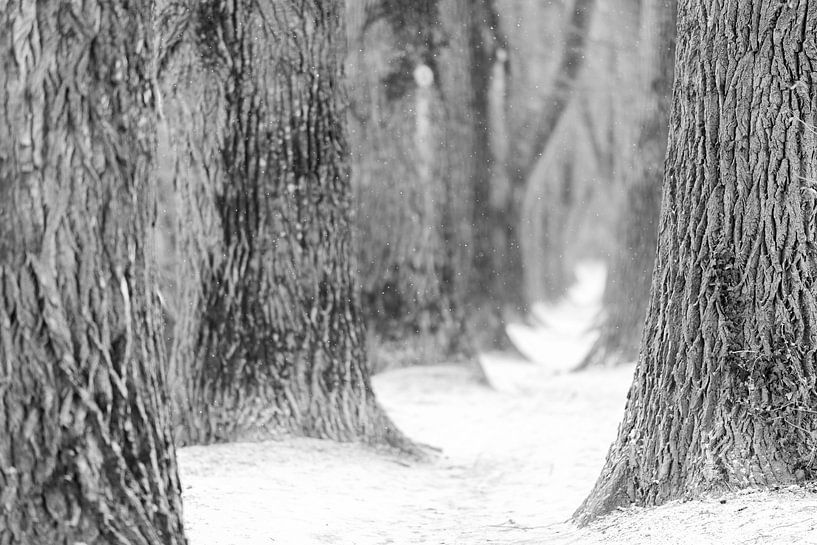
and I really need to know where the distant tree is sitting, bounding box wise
[345,0,477,370]
[0,2,186,543]
[350,0,598,353]
[576,0,817,522]
[516,0,596,305]
[468,0,522,344]
[162,0,412,449]
[577,0,677,369]
[473,0,595,326]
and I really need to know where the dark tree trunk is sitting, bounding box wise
[162,1,412,449]
[0,2,186,544]
[576,0,817,522]
[577,0,677,370]
[345,0,477,371]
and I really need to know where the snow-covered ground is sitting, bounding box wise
[178,262,817,544]
[179,362,632,545]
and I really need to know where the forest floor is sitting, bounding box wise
[178,263,817,544]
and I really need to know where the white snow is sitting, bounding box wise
[179,361,634,545]
[177,262,817,544]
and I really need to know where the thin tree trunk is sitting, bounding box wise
[576,0,817,522]
[577,0,677,370]
[0,2,186,543]
[163,1,412,450]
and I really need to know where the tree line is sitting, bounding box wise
[1,0,815,542]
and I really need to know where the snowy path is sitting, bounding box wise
[373,362,634,543]
[177,357,817,545]
[178,362,633,545]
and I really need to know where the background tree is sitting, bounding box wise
[0,2,187,543]
[345,0,479,370]
[468,0,526,345]
[576,0,817,522]
[161,0,412,449]
[515,0,596,305]
[578,0,677,369]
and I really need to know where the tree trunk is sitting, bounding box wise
[577,0,677,370]
[435,0,484,363]
[467,0,526,345]
[345,0,476,370]
[576,0,817,522]
[0,2,187,543]
[162,1,412,450]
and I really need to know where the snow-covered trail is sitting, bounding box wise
[178,362,633,545]
[373,362,634,543]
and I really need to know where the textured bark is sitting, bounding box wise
[0,2,186,544]
[345,0,476,370]
[576,0,817,522]
[162,1,412,450]
[578,0,677,369]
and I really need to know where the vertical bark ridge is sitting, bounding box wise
[516,0,597,181]
[576,0,817,523]
[0,2,186,543]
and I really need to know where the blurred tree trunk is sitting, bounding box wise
[0,2,186,543]
[577,0,677,369]
[576,0,817,522]
[436,0,483,362]
[516,0,596,305]
[523,148,577,304]
[163,1,412,449]
[468,0,525,345]
[345,0,478,370]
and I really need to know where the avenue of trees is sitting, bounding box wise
[1,0,815,541]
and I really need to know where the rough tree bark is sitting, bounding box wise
[345,0,476,370]
[162,0,412,449]
[577,0,677,370]
[0,2,187,543]
[576,0,817,522]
